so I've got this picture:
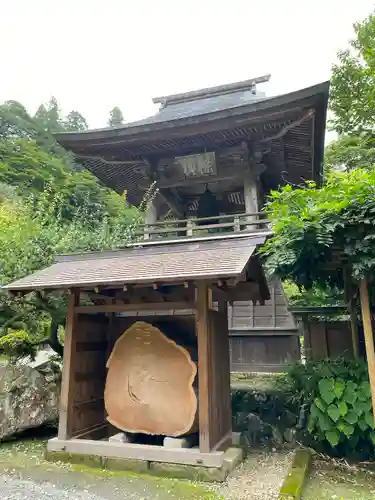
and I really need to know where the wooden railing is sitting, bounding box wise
[133,212,270,242]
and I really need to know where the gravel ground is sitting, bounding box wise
[214,450,293,500]
[0,475,108,500]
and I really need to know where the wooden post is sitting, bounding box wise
[144,199,157,240]
[243,169,258,225]
[301,313,312,361]
[359,277,375,421]
[195,281,211,453]
[58,290,79,440]
[186,218,193,236]
[344,267,359,359]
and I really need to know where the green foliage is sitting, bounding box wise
[0,330,36,362]
[325,134,375,174]
[261,168,375,289]
[288,359,375,456]
[282,280,342,308]
[63,111,88,132]
[34,97,64,133]
[330,11,375,134]
[0,97,142,353]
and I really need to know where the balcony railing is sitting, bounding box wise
[132,212,270,244]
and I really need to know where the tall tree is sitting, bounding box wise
[64,110,88,132]
[34,96,63,133]
[330,11,375,134]
[108,106,124,127]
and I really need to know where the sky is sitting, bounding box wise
[1,0,375,129]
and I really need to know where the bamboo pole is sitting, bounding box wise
[359,277,375,421]
[344,267,359,359]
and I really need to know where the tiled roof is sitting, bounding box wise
[4,235,266,292]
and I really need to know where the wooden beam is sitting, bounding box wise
[58,290,80,440]
[143,156,185,216]
[157,188,185,217]
[75,301,195,314]
[156,171,244,189]
[195,281,211,453]
[359,277,375,422]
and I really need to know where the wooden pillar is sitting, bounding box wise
[359,277,375,422]
[196,281,211,453]
[58,290,79,440]
[144,199,158,240]
[301,313,312,361]
[344,267,359,359]
[243,169,258,219]
[195,281,232,453]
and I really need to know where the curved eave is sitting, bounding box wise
[55,81,330,149]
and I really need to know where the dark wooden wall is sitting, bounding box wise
[59,311,108,440]
[309,320,355,360]
[228,279,295,330]
[229,333,300,372]
[228,279,300,372]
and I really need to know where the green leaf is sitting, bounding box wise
[307,414,317,434]
[314,397,327,412]
[327,404,341,422]
[337,421,355,437]
[358,417,368,432]
[370,431,375,445]
[357,400,371,415]
[364,411,375,430]
[319,378,336,405]
[343,388,358,405]
[358,381,371,401]
[310,403,320,419]
[338,400,348,416]
[334,380,346,399]
[325,429,340,447]
[344,410,358,425]
[318,412,333,432]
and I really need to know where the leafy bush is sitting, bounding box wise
[0,330,37,362]
[288,359,375,457]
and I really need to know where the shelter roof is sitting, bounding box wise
[4,235,266,292]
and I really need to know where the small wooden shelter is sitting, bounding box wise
[5,76,329,473]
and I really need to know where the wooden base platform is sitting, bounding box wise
[48,437,224,468]
[46,437,244,482]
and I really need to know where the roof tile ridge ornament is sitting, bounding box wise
[152,74,271,108]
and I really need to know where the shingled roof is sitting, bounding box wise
[4,235,266,292]
[53,78,329,207]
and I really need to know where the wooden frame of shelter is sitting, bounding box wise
[5,76,329,474]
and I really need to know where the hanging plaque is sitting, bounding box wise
[174,152,216,177]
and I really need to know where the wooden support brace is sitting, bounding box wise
[344,267,359,359]
[359,277,375,422]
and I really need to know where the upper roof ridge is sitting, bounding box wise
[152,74,271,108]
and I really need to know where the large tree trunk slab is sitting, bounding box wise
[105,321,198,436]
